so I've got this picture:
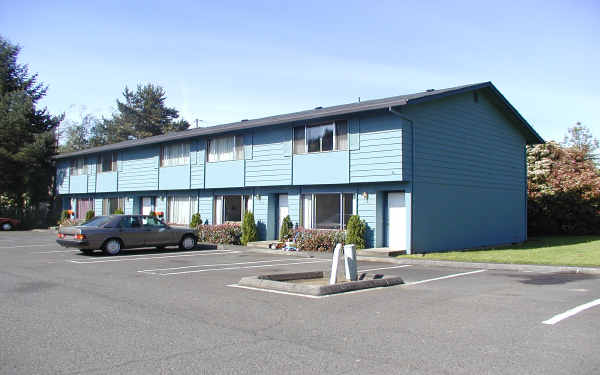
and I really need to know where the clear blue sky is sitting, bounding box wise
[2,0,598,141]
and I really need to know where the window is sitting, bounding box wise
[98,152,118,173]
[160,143,189,167]
[213,195,252,224]
[142,215,164,227]
[120,216,141,228]
[75,198,94,220]
[102,198,125,215]
[70,158,87,176]
[207,135,244,162]
[300,193,354,229]
[293,121,347,154]
[167,196,192,225]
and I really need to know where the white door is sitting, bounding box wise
[278,194,288,233]
[141,197,153,215]
[387,192,407,250]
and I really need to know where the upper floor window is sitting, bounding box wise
[160,142,189,167]
[98,152,118,173]
[70,158,87,176]
[293,120,347,154]
[207,135,244,162]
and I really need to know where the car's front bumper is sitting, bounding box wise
[56,239,91,249]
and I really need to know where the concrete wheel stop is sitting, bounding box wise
[237,244,404,296]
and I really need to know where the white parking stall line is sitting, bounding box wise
[404,269,487,286]
[358,265,412,272]
[227,284,323,299]
[69,250,239,264]
[145,259,329,276]
[139,258,313,273]
[542,298,600,325]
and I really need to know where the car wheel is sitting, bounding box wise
[1,222,12,231]
[102,239,122,256]
[80,249,95,255]
[179,235,196,251]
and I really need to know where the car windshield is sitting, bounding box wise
[81,216,112,227]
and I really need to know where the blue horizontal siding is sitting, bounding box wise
[159,165,191,190]
[119,147,159,191]
[69,175,88,194]
[350,113,403,183]
[205,160,244,188]
[293,151,349,185]
[245,128,292,186]
[95,172,117,192]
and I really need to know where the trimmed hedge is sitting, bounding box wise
[190,213,201,228]
[196,223,242,245]
[291,228,346,252]
[345,215,366,249]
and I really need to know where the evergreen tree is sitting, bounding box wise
[0,36,62,208]
[241,212,257,245]
[90,84,190,144]
[60,114,97,152]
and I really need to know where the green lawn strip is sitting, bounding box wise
[398,236,600,267]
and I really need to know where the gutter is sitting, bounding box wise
[388,106,415,255]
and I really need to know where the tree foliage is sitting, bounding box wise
[345,215,367,249]
[0,36,62,208]
[241,212,257,245]
[75,83,190,147]
[527,125,600,235]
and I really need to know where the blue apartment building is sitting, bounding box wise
[54,82,544,253]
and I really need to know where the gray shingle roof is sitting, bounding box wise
[54,81,543,159]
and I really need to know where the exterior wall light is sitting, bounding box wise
[362,192,368,200]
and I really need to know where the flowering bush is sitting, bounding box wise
[527,138,600,235]
[290,228,346,252]
[196,223,242,245]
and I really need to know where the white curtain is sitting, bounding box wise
[162,143,189,167]
[208,136,235,162]
[167,196,191,225]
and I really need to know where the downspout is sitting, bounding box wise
[388,106,415,254]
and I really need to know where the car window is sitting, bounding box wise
[120,216,141,228]
[142,216,164,228]
[81,216,111,227]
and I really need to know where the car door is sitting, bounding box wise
[141,216,173,246]
[118,216,145,248]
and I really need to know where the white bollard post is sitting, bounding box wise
[344,244,358,281]
[329,243,343,285]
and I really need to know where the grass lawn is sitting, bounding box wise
[399,236,600,267]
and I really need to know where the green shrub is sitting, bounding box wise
[241,212,258,245]
[345,215,366,249]
[113,208,124,215]
[85,210,95,221]
[279,215,292,241]
[292,228,345,252]
[190,213,202,228]
[197,223,242,244]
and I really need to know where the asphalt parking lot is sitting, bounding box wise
[1,231,599,374]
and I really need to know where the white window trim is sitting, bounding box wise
[300,193,355,230]
[293,120,347,155]
[160,143,190,167]
[207,135,244,163]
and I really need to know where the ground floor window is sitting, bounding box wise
[76,198,94,219]
[300,193,354,229]
[213,195,252,224]
[140,197,156,215]
[167,196,192,225]
[102,197,125,216]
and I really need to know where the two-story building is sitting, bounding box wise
[54,82,544,253]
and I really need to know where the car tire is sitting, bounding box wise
[102,239,122,256]
[1,222,12,231]
[80,249,95,255]
[179,235,197,251]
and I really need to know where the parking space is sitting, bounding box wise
[1,230,599,374]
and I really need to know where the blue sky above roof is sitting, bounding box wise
[1,0,598,142]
